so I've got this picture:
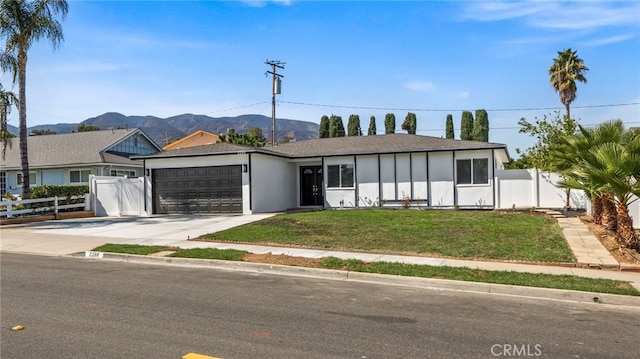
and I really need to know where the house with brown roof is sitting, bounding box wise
[135,134,510,214]
[162,130,220,151]
[1,128,162,196]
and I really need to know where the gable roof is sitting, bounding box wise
[136,134,510,161]
[1,128,162,170]
[162,130,220,151]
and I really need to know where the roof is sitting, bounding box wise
[162,130,220,151]
[1,128,160,169]
[136,134,510,161]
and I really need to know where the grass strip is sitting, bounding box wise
[168,247,249,261]
[92,243,172,255]
[319,257,640,296]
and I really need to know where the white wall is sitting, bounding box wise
[324,156,357,208]
[496,169,587,210]
[455,150,494,207]
[379,154,396,201]
[411,153,428,201]
[428,152,454,207]
[396,154,411,200]
[355,155,379,206]
[250,153,296,213]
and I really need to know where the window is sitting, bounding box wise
[16,172,36,186]
[70,170,91,183]
[327,164,354,188]
[110,170,136,177]
[456,158,488,185]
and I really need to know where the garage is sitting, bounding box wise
[152,165,243,214]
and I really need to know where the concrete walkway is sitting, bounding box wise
[1,212,639,293]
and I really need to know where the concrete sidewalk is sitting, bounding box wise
[1,213,639,291]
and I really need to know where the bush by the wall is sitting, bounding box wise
[31,185,89,200]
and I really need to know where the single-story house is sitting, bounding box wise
[134,134,510,214]
[162,130,220,151]
[0,128,162,196]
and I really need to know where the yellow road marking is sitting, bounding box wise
[182,353,223,359]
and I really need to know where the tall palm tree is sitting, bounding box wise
[0,83,18,160]
[548,48,588,120]
[0,0,68,199]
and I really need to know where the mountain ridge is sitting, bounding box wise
[7,112,320,146]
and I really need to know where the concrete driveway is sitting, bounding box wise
[0,214,275,255]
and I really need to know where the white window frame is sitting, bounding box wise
[70,170,91,184]
[16,172,37,186]
[456,158,489,185]
[110,170,136,177]
[327,164,355,188]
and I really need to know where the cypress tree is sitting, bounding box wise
[472,109,489,142]
[401,112,417,134]
[384,113,396,134]
[460,111,474,140]
[368,116,377,135]
[347,114,361,136]
[329,115,345,137]
[445,114,454,139]
[319,115,329,138]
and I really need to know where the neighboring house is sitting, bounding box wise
[134,134,510,214]
[0,128,162,196]
[162,130,220,151]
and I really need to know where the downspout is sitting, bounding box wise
[426,152,431,207]
[377,154,382,205]
[409,153,413,200]
[452,151,457,208]
[354,155,358,207]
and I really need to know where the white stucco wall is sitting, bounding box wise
[250,153,296,213]
[495,169,535,208]
[356,155,380,206]
[324,156,357,208]
[379,154,396,201]
[455,149,494,207]
[411,153,428,201]
[396,154,411,200]
[428,152,454,206]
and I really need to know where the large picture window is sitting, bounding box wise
[327,164,354,188]
[70,170,91,183]
[456,158,488,185]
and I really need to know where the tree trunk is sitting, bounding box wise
[18,49,30,199]
[565,103,570,121]
[600,193,617,232]
[616,203,638,249]
[591,194,603,225]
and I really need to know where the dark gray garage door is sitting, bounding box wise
[153,166,243,214]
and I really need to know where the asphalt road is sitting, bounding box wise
[1,253,639,359]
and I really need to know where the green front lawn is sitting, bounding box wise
[201,209,575,263]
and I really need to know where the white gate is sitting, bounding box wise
[90,176,147,217]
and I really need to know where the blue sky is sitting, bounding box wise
[5,0,640,155]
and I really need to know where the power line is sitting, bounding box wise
[278,100,640,113]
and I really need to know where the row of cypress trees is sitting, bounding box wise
[445,110,489,142]
[318,112,418,138]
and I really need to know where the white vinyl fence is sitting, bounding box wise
[90,175,148,217]
[1,195,90,218]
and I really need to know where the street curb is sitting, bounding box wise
[72,252,640,308]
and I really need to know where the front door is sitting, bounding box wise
[300,166,323,206]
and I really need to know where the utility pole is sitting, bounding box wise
[265,59,285,146]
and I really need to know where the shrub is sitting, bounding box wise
[31,185,89,200]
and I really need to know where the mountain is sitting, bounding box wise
[11,112,319,146]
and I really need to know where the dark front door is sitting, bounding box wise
[300,166,323,206]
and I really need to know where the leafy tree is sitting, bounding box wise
[384,113,395,134]
[280,135,294,143]
[445,114,454,139]
[0,0,69,199]
[401,112,417,135]
[318,115,329,138]
[218,127,266,147]
[0,83,18,160]
[460,111,474,140]
[548,48,588,120]
[367,116,376,136]
[77,124,99,132]
[472,109,489,142]
[328,115,345,137]
[347,114,361,136]
[30,129,56,135]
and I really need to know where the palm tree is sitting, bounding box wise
[0,0,68,199]
[586,137,640,248]
[548,48,588,120]
[0,83,18,160]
